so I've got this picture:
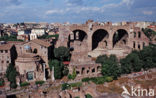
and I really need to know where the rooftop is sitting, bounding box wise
[31,39,51,47]
[0,43,13,50]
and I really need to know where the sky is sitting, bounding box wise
[0,0,156,23]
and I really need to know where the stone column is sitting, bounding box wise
[51,66,55,81]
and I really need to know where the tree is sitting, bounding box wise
[139,44,156,69]
[68,68,77,80]
[48,59,64,79]
[120,51,143,74]
[101,56,121,79]
[54,46,70,61]
[98,55,120,79]
[6,63,17,88]
[85,94,92,98]
[96,55,108,64]
[142,28,156,40]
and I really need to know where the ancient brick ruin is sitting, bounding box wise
[56,20,149,79]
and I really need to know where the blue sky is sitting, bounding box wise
[0,0,155,23]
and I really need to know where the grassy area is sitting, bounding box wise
[62,82,82,90]
[82,76,113,84]
[38,34,59,39]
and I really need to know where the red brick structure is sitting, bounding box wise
[56,20,150,79]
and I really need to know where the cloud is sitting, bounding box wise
[142,11,153,15]
[45,9,64,14]
[65,0,83,6]
[121,0,134,6]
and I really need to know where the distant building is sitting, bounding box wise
[135,22,152,29]
[18,29,31,36]
[148,25,156,31]
[0,29,4,37]
[30,32,37,40]
[31,28,45,37]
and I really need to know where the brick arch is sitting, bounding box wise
[67,29,88,48]
[91,27,110,37]
[112,29,129,48]
[92,29,109,50]
[69,25,89,35]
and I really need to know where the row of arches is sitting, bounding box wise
[68,29,129,50]
[134,31,141,38]
[133,41,146,50]
[75,66,101,76]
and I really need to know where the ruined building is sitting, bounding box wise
[56,20,150,79]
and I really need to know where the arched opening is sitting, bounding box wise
[138,44,141,50]
[68,30,87,48]
[92,29,109,50]
[92,68,95,73]
[138,32,141,38]
[33,48,38,54]
[133,41,136,49]
[134,32,136,38]
[76,71,80,75]
[97,66,100,72]
[113,29,128,48]
[87,70,89,74]
[82,67,85,75]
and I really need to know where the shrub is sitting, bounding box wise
[67,74,72,80]
[62,83,71,90]
[82,77,107,84]
[85,94,92,98]
[68,68,77,80]
[35,80,45,85]
[0,78,4,86]
[82,77,90,82]
[75,97,80,98]
[62,82,82,90]
[105,76,113,82]
[70,82,82,88]
[20,82,30,87]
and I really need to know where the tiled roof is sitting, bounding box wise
[7,41,25,45]
[0,43,13,50]
[31,39,51,47]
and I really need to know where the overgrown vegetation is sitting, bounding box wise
[20,82,30,87]
[95,44,156,83]
[35,80,45,85]
[68,68,77,80]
